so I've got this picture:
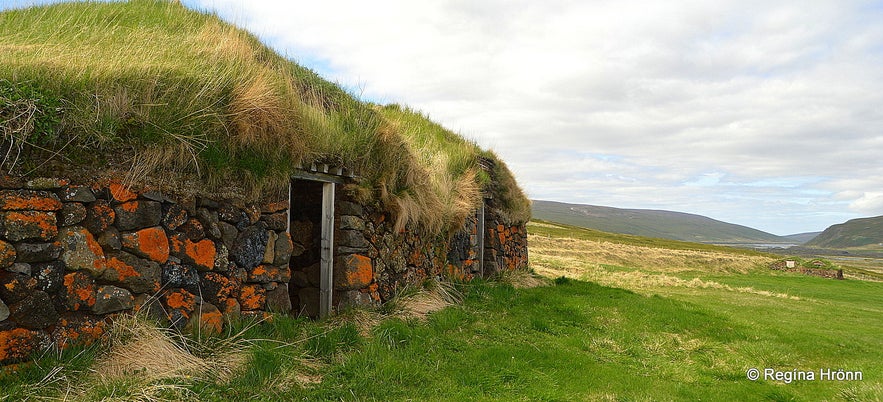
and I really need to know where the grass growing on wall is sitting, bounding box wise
[0,0,530,232]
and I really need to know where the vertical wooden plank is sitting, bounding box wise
[478,201,485,278]
[319,182,335,318]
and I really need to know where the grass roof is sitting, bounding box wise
[0,0,529,232]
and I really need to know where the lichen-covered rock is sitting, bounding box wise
[333,254,373,290]
[170,234,216,271]
[260,212,287,231]
[60,202,87,226]
[196,208,222,239]
[32,261,64,293]
[217,221,238,249]
[97,227,122,250]
[238,284,266,311]
[336,230,368,254]
[161,203,188,231]
[161,260,199,293]
[185,301,223,335]
[0,189,62,211]
[51,313,107,349]
[265,282,292,313]
[92,285,134,314]
[178,218,205,241]
[260,201,288,214]
[0,327,49,365]
[247,264,290,284]
[10,291,59,329]
[232,223,269,269]
[59,185,96,203]
[0,240,15,268]
[60,271,96,311]
[8,263,30,276]
[102,251,161,293]
[199,271,238,307]
[339,215,366,231]
[13,241,61,263]
[0,272,37,304]
[57,226,106,277]
[120,226,169,263]
[162,288,196,330]
[114,200,162,231]
[108,181,138,203]
[84,200,115,234]
[1,211,58,241]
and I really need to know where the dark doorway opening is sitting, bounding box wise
[288,179,323,317]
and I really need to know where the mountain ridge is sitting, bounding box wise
[531,200,790,244]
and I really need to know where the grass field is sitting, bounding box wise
[2,221,881,401]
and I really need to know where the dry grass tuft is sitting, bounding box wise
[496,269,548,289]
[387,279,463,320]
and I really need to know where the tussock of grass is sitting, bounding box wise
[381,277,464,320]
[0,0,530,233]
[493,268,548,289]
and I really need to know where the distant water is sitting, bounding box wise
[711,243,799,250]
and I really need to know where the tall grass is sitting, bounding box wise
[0,0,530,232]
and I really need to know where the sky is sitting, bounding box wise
[4,1,883,235]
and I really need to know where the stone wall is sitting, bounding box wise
[0,177,293,365]
[0,176,528,365]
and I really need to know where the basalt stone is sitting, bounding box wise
[196,208,222,239]
[84,200,115,234]
[114,200,162,231]
[97,227,122,251]
[141,190,167,202]
[260,201,288,214]
[260,212,287,231]
[265,282,291,313]
[134,294,168,325]
[161,203,188,231]
[14,242,61,263]
[231,223,269,270]
[339,215,366,231]
[51,313,108,349]
[196,197,219,209]
[92,285,134,315]
[214,243,229,272]
[244,205,261,225]
[217,205,243,224]
[57,226,106,277]
[59,185,96,203]
[303,263,321,287]
[0,272,38,304]
[120,226,169,263]
[179,218,205,241]
[11,291,59,329]
[0,189,62,211]
[162,288,197,331]
[335,230,368,252]
[170,234,217,271]
[108,182,138,203]
[102,251,161,294]
[199,271,238,307]
[217,221,238,249]
[0,327,49,365]
[238,284,266,311]
[247,264,290,284]
[273,232,293,265]
[333,254,373,291]
[25,177,67,190]
[0,240,15,267]
[337,201,363,216]
[161,260,199,293]
[60,202,87,226]
[8,263,30,276]
[1,211,58,241]
[32,261,64,293]
[60,271,96,312]
[290,220,314,246]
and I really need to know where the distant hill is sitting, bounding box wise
[805,215,883,249]
[531,200,787,244]
[782,232,822,244]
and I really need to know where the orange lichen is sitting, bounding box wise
[109,182,137,202]
[0,190,62,211]
[342,254,373,289]
[6,211,58,240]
[238,284,265,310]
[0,328,40,364]
[172,236,215,270]
[165,289,196,312]
[103,256,140,282]
[119,201,139,213]
[122,227,169,263]
[261,201,289,213]
[53,317,107,349]
[63,272,96,310]
[194,308,224,334]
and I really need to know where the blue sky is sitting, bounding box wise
[4,0,883,235]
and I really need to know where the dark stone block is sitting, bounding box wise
[161,203,188,231]
[14,242,62,263]
[32,261,65,293]
[0,272,37,304]
[114,200,162,231]
[260,212,287,231]
[265,282,292,313]
[59,202,87,226]
[58,185,96,203]
[92,285,134,315]
[231,223,269,270]
[10,290,58,329]
[161,260,199,293]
